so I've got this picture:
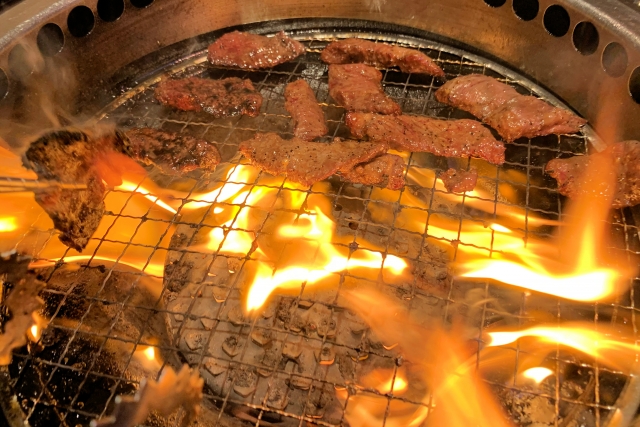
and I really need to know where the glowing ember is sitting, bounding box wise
[522,367,553,384]
[0,217,17,233]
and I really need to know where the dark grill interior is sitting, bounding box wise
[2,24,639,427]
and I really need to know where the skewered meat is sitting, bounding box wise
[346,112,505,165]
[321,38,444,77]
[126,128,221,175]
[440,168,478,193]
[238,132,388,187]
[207,30,305,69]
[23,129,131,251]
[545,140,640,209]
[284,79,327,141]
[155,77,262,118]
[435,74,586,141]
[339,153,405,190]
[328,64,401,115]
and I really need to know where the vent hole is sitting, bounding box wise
[67,6,95,38]
[513,0,539,21]
[483,0,506,7]
[97,0,124,22]
[0,69,9,100]
[629,67,640,104]
[8,45,35,79]
[37,23,64,56]
[130,0,153,8]
[602,42,628,78]
[543,5,570,37]
[573,21,599,55]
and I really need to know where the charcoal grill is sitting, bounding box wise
[0,0,639,426]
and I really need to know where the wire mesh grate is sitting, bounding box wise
[1,23,638,427]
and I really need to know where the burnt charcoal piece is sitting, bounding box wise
[23,129,130,251]
[435,74,586,141]
[546,140,640,209]
[284,79,327,141]
[328,64,401,115]
[238,132,388,187]
[321,38,445,77]
[440,168,478,193]
[339,153,405,190]
[126,128,221,175]
[207,30,305,69]
[154,77,263,118]
[346,112,505,165]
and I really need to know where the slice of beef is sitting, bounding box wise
[545,140,640,209]
[155,77,262,118]
[339,154,405,190]
[328,64,401,115]
[238,132,388,187]
[346,112,505,165]
[440,168,478,193]
[207,31,305,69]
[321,38,444,77]
[126,128,221,175]
[284,79,327,141]
[435,74,586,141]
[24,129,131,251]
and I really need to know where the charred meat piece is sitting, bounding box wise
[24,129,130,251]
[435,74,586,141]
[440,168,478,193]
[346,112,505,165]
[126,128,221,175]
[284,79,327,141]
[155,77,262,118]
[321,38,444,77]
[339,154,405,190]
[546,140,640,209]
[207,30,305,69]
[328,64,401,115]
[238,132,388,187]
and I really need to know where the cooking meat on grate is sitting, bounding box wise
[321,38,445,77]
[207,30,305,69]
[328,64,401,115]
[23,129,131,251]
[346,112,505,165]
[238,132,388,187]
[339,153,405,190]
[126,128,221,175]
[435,74,586,141]
[440,168,478,193]
[545,140,640,209]
[284,79,327,141]
[155,77,262,118]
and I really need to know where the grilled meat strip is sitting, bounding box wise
[440,168,478,193]
[435,74,586,141]
[207,30,305,69]
[24,129,131,251]
[155,77,262,118]
[126,128,221,175]
[328,64,401,115]
[238,132,388,187]
[321,38,444,77]
[284,80,327,141]
[339,154,405,190]
[545,140,640,209]
[346,112,505,165]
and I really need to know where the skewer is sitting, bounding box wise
[0,179,87,193]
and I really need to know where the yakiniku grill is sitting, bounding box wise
[0,0,640,426]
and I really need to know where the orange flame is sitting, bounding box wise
[521,367,553,384]
[115,180,177,215]
[30,255,166,277]
[0,217,17,233]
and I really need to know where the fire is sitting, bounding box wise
[144,346,156,361]
[486,324,639,372]
[29,325,40,341]
[115,180,177,214]
[30,255,166,277]
[521,367,553,384]
[0,217,17,233]
[245,203,407,311]
[133,344,162,371]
